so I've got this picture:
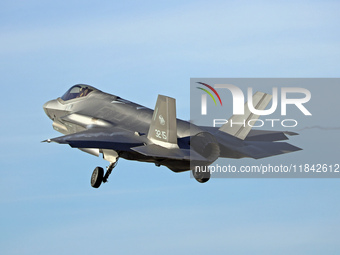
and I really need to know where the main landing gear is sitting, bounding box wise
[91,161,118,188]
[192,168,211,183]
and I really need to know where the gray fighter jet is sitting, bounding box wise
[43,84,301,187]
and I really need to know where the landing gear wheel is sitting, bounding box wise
[192,168,211,183]
[91,167,104,188]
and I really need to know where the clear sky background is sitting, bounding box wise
[1,1,340,254]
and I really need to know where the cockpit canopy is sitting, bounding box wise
[61,84,97,101]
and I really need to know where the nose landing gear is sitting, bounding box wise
[91,149,119,188]
[90,161,119,188]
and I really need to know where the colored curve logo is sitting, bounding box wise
[196,82,223,106]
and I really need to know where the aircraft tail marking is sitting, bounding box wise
[147,95,178,148]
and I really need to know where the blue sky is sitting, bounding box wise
[1,1,340,254]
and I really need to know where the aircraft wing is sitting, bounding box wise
[217,136,302,159]
[245,129,299,142]
[44,127,208,162]
[43,127,147,151]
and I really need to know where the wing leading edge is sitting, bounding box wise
[43,127,147,151]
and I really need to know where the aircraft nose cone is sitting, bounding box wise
[43,101,49,110]
[43,101,52,118]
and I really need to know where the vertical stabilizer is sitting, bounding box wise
[219,92,272,140]
[147,95,178,148]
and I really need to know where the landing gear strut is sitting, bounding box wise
[91,161,118,188]
[103,161,118,183]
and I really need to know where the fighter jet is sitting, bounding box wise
[43,84,301,187]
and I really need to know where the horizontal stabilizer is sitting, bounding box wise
[245,130,299,142]
[219,92,272,140]
[239,141,302,159]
